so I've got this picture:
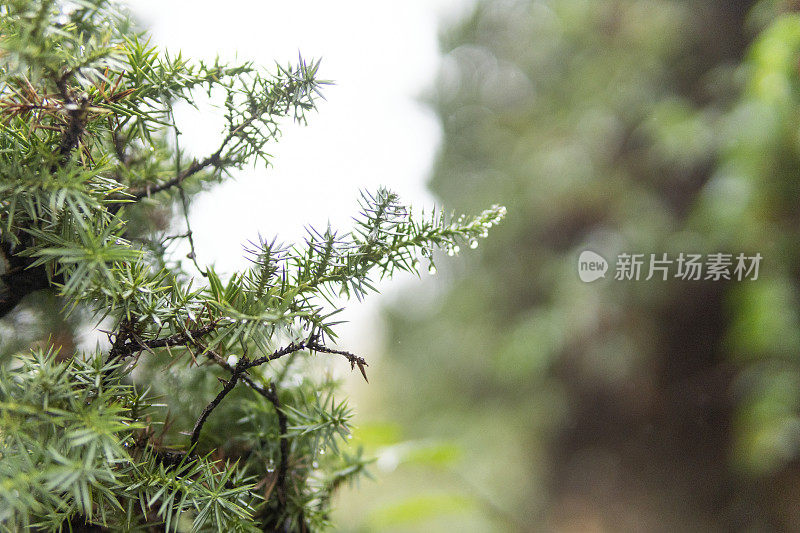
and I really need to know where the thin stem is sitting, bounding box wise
[201,345,289,502]
[116,109,257,205]
[307,340,369,382]
[243,340,308,369]
[172,110,207,277]
[107,322,217,361]
[190,359,244,449]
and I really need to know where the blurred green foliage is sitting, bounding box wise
[342,0,800,531]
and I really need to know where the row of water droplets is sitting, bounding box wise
[421,221,492,276]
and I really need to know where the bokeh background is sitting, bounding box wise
[338,0,800,530]
[5,0,800,531]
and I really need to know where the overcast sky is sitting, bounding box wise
[127,0,471,273]
[125,0,472,348]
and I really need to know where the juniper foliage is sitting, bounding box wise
[0,1,504,531]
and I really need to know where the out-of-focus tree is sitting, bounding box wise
[370,0,800,530]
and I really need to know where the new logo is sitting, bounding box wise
[578,250,608,282]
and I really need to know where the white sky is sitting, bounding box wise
[127,0,470,272]
[124,0,472,349]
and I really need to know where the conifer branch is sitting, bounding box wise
[0,3,503,529]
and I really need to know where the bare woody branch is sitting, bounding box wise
[188,337,368,454]
[204,346,290,501]
[125,154,218,201]
[189,360,243,449]
[307,340,369,383]
[107,322,217,361]
[112,111,262,208]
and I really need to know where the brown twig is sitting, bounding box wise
[201,346,289,501]
[111,107,258,208]
[242,340,309,369]
[126,156,215,201]
[307,340,369,383]
[191,336,368,495]
[107,322,217,362]
[186,340,309,452]
[189,358,245,449]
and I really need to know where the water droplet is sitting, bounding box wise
[470,239,479,249]
[447,247,455,257]
[226,355,239,367]
[428,264,437,275]
[312,461,319,469]
[453,245,460,255]
[346,434,353,440]
[319,448,325,455]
